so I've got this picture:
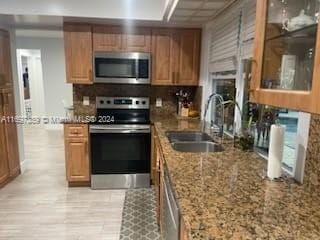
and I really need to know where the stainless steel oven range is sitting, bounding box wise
[90,97,151,189]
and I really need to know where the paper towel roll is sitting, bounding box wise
[267,124,286,179]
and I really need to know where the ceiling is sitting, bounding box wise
[169,0,230,25]
[0,0,168,21]
[0,0,233,30]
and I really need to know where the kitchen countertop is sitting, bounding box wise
[152,114,320,240]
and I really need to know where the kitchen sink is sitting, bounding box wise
[171,141,224,153]
[166,131,214,143]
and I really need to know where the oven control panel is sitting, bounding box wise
[96,97,150,109]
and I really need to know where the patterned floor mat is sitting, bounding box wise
[120,188,161,240]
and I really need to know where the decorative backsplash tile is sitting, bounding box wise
[73,84,202,117]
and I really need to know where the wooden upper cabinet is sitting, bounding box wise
[176,29,200,86]
[93,25,151,52]
[151,28,200,86]
[123,28,151,52]
[2,89,20,177]
[64,23,93,84]
[0,30,13,89]
[152,29,177,85]
[93,25,122,51]
[250,0,320,113]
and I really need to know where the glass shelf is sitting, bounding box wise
[266,24,318,42]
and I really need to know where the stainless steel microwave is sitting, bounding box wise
[94,52,151,84]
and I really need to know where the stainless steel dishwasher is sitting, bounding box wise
[162,168,180,240]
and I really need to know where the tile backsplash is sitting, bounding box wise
[73,84,202,117]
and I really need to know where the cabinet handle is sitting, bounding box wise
[172,72,175,83]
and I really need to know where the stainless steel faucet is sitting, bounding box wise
[203,93,224,142]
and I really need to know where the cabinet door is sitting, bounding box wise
[64,24,93,84]
[0,99,9,185]
[0,30,13,89]
[123,28,151,52]
[2,90,20,177]
[176,29,200,86]
[93,25,122,51]
[65,138,90,182]
[251,0,320,113]
[151,29,179,85]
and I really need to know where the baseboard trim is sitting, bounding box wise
[68,181,90,187]
[0,169,21,189]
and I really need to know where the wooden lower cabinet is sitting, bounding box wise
[0,123,10,186]
[64,124,90,186]
[3,90,20,177]
[153,127,190,240]
[0,88,21,188]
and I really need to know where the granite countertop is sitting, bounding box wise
[152,115,320,240]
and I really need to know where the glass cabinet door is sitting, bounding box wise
[262,0,319,91]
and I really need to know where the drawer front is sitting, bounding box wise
[64,124,88,138]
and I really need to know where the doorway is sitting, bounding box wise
[16,49,45,119]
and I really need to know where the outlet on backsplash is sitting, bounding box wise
[156,98,162,108]
[83,96,90,106]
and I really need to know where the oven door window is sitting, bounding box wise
[95,58,136,78]
[91,132,151,174]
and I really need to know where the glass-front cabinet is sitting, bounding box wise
[251,0,320,113]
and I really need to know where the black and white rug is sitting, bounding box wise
[120,188,161,240]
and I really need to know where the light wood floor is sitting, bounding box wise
[0,125,125,240]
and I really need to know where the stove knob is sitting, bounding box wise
[106,100,111,104]
[136,101,140,105]
[100,100,104,104]
[142,101,146,105]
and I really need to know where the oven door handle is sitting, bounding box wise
[90,125,150,134]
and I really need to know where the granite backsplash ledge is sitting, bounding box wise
[73,84,202,116]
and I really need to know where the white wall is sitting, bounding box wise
[16,35,73,122]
